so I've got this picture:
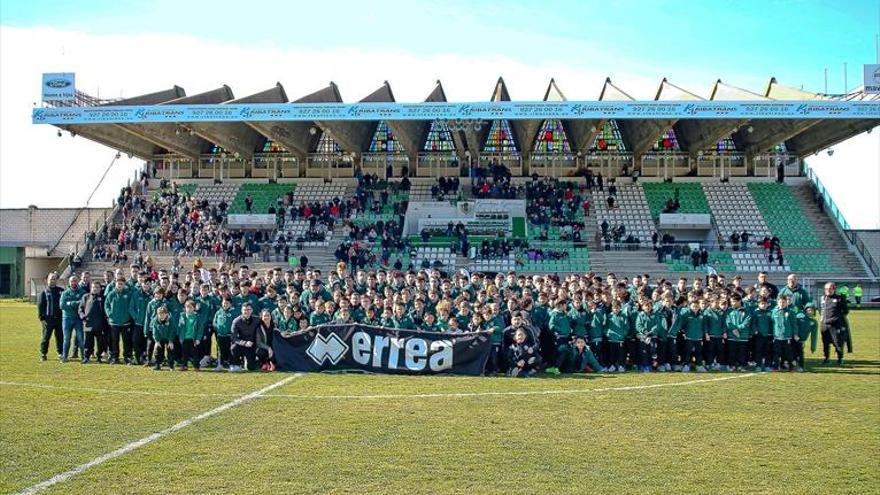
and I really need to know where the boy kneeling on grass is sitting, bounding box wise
[506,328,540,378]
[562,336,603,374]
[150,305,175,371]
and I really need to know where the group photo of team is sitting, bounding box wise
[2,2,878,494]
[37,264,854,377]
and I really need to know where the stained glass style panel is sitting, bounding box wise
[533,119,571,153]
[261,138,285,153]
[483,119,518,153]
[652,128,681,152]
[590,119,626,152]
[316,131,342,154]
[368,121,405,152]
[424,120,456,152]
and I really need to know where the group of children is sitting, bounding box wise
[41,262,840,377]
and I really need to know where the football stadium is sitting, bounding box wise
[1,2,879,494]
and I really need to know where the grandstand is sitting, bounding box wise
[7,75,876,298]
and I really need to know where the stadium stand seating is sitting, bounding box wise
[786,253,841,273]
[291,183,347,202]
[666,251,737,272]
[277,220,332,248]
[747,183,821,248]
[703,182,771,242]
[518,248,591,273]
[591,183,654,246]
[191,183,240,206]
[229,183,293,214]
[414,247,457,268]
[643,182,711,219]
[471,254,515,273]
[731,252,791,272]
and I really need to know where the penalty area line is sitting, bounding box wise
[12,373,303,495]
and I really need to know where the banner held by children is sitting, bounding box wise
[273,324,492,376]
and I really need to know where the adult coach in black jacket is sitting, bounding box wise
[37,273,63,361]
[819,282,849,365]
[230,303,261,371]
[78,282,108,364]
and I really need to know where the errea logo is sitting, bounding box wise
[307,332,349,365]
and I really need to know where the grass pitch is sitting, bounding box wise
[1,300,878,494]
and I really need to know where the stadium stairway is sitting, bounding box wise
[786,180,869,278]
[49,207,114,257]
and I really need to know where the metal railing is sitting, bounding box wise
[805,167,850,230]
[804,167,879,279]
[846,231,880,278]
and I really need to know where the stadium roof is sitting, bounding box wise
[36,78,880,162]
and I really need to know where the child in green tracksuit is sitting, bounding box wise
[143,288,167,361]
[177,300,204,371]
[568,300,589,339]
[725,295,753,371]
[104,280,134,364]
[703,299,725,371]
[150,306,176,371]
[276,305,299,333]
[771,295,798,371]
[605,301,628,372]
[751,298,774,371]
[420,312,439,332]
[635,301,663,372]
[128,283,152,365]
[212,297,237,369]
[587,301,605,366]
[675,301,706,372]
[653,297,676,371]
[793,303,819,371]
[194,284,218,365]
[565,336,603,373]
[548,300,573,373]
[309,301,331,327]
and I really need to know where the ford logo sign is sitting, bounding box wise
[45,79,71,88]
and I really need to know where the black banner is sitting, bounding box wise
[273,324,492,376]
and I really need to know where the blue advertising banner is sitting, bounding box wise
[32,100,879,124]
[41,73,76,102]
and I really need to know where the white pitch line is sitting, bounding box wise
[0,380,240,398]
[12,373,302,495]
[259,372,762,399]
[1,373,762,403]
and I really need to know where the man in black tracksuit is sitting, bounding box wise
[231,303,262,371]
[819,282,849,365]
[78,282,108,363]
[37,273,64,361]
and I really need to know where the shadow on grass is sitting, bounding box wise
[806,359,880,376]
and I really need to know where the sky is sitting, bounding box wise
[1,0,878,227]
